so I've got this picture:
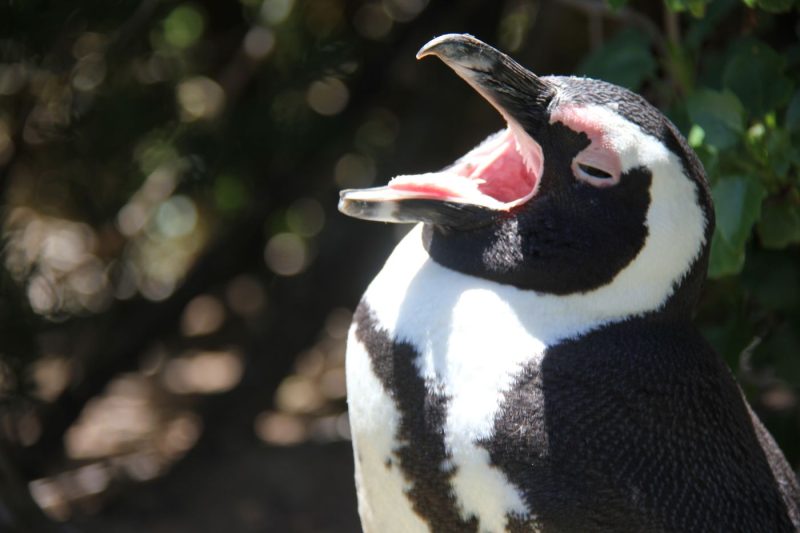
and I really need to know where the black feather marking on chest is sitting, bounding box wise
[353,302,479,533]
[482,317,800,532]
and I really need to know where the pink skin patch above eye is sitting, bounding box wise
[550,105,622,186]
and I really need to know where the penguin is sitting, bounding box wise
[338,34,800,533]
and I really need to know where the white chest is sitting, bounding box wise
[346,225,616,532]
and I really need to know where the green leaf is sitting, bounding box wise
[765,127,794,178]
[214,174,248,213]
[606,0,629,8]
[786,91,800,132]
[693,142,720,179]
[709,228,746,277]
[712,175,767,248]
[755,0,796,13]
[687,0,710,16]
[757,201,800,248]
[664,0,712,16]
[577,28,656,91]
[686,89,744,149]
[708,175,767,277]
[685,0,739,50]
[687,124,705,147]
[722,39,793,118]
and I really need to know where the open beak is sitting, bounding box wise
[338,33,555,228]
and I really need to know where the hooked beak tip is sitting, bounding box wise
[416,33,484,62]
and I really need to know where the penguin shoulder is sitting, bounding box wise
[488,317,800,532]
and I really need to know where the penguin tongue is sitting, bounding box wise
[387,127,538,209]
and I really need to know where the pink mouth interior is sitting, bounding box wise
[387,128,541,208]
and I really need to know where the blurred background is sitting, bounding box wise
[0,0,798,531]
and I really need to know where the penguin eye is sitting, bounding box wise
[577,163,612,180]
[571,157,620,188]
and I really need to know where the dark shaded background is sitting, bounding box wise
[0,0,799,531]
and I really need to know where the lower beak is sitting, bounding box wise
[338,189,494,228]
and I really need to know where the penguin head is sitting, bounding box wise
[340,34,714,317]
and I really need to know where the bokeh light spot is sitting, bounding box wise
[334,153,376,188]
[264,233,307,276]
[164,5,205,49]
[308,413,349,442]
[73,463,110,496]
[28,275,58,315]
[139,277,176,302]
[255,411,306,446]
[65,374,157,460]
[117,201,149,237]
[261,0,295,25]
[243,26,276,60]
[324,308,352,340]
[32,356,71,402]
[134,135,180,175]
[0,63,28,95]
[225,275,266,317]
[319,368,346,400]
[498,2,537,52]
[159,413,202,456]
[382,0,428,22]
[72,54,107,92]
[155,195,198,238]
[121,452,162,481]
[294,349,325,378]
[0,119,15,166]
[67,257,106,296]
[762,386,796,411]
[180,294,226,337]
[353,3,393,40]
[176,76,225,121]
[29,478,70,521]
[275,375,323,414]
[163,350,243,394]
[306,78,349,116]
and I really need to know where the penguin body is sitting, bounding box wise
[339,34,800,532]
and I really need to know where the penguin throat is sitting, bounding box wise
[387,125,543,210]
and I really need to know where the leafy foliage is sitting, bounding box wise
[665,0,714,17]
[578,28,656,89]
[582,0,800,459]
[686,89,744,149]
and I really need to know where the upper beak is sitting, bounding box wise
[415,33,554,133]
[338,33,554,228]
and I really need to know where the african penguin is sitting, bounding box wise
[338,33,800,532]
